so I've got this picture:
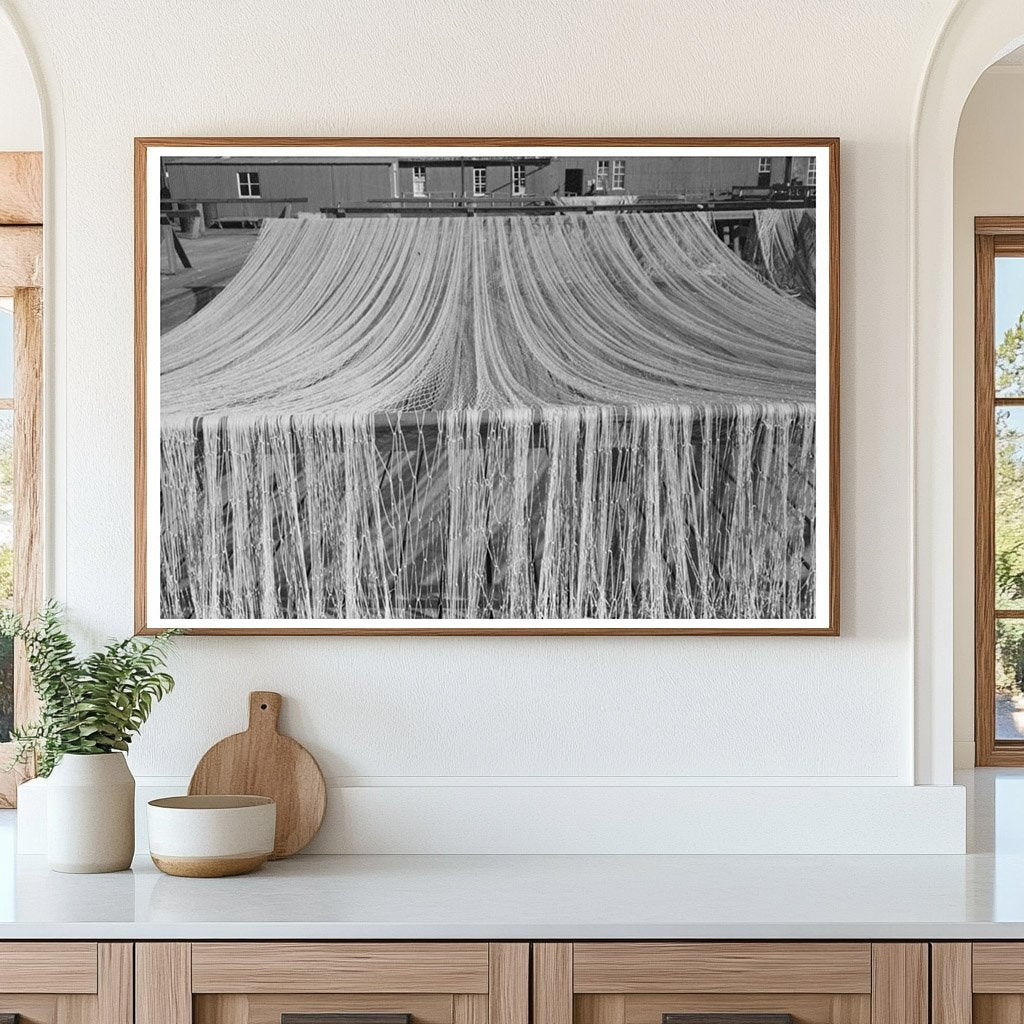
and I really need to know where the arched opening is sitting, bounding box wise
[954,47,1024,769]
[0,7,43,825]
[913,0,1024,785]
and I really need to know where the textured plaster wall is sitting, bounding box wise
[0,0,961,797]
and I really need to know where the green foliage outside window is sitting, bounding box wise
[996,312,1024,694]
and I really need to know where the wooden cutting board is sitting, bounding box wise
[188,691,326,859]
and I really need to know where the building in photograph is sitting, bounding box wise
[161,154,818,226]
[158,152,819,332]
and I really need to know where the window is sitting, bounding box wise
[0,292,42,806]
[412,165,426,197]
[236,171,261,199]
[611,159,626,190]
[757,156,772,187]
[806,156,817,188]
[511,164,526,196]
[596,159,609,191]
[473,165,487,197]
[0,152,43,809]
[976,219,1024,764]
[0,306,13,745]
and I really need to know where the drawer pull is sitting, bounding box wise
[283,1016,412,1024]
[664,1016,794,1024]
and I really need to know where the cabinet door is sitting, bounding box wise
[137,943,528,1024]
[0,943,131,1024]
[941,943,1024,1024]
[533,944,928,1024]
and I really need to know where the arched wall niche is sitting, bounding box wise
[914,0,1024,785]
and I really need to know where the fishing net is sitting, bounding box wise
[160,211,818,621]
[753,207,817,307]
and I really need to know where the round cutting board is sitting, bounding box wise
[188,691,326,859]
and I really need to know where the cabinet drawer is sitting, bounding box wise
[191,944,491,994]
[571,944,872,994]
[973,944,1024,992]
[140,942,529,1024]
[936,942,1024,1024]
[0,942,99,994]
[0,943,130,1024]
[534,943,925,1024]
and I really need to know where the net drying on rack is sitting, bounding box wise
[753,207,817,307]
[160,211,818,621]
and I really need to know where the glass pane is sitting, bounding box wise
[998,620,1024,740]
[997,407,1024,609]
[0,410,11,742]
[996,256,1024,396]
[997,407,1024,608]
[0,305,14,398]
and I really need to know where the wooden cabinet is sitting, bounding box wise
[0,938,958,1024]
[136,944,528,1024]
[932,943,1024,1024]
[0,942,132,1024]
[532,944,928,1024]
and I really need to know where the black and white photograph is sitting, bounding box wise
[137,141,837,634]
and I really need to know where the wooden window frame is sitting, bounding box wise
[975,217,1024,765]
[511,164,526,196]
[0,152,43,806]
[472,164,487,197]
[412,165,427,197]
[236,171,260,199]
[611,158,626,190]
[596,158,609,191]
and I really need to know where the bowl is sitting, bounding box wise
[147,795,276,877]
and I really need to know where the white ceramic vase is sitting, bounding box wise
[46,752,135,873]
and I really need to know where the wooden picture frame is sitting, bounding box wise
[135,137,840,636]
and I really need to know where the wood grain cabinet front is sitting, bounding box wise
[136,944,529,1024]
[0,943,132,1024]
[532,944,929,1024]
[933,943,1024,1024]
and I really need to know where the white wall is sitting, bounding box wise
[952,65,1024,767]
[0,8,39,152]
[0,0,975,851]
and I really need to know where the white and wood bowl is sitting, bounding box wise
[147,795,276,877]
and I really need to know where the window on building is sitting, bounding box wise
[596,160,609,191]
[806,156,817,188]
[236,171,261,199]
[757,156,772,187]
[473,165,487,197]
[412,165,426,197]
[611,159,626,190]
[976,219,1024,764]
[511,164,526,196]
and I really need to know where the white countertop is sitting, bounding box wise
[0,769,1021,941]
[0,849,1021,940]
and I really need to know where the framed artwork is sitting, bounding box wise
[135,137,839,635]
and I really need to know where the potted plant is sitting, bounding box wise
[2,603,178,873]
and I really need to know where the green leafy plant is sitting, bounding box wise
[0,603,178,777]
